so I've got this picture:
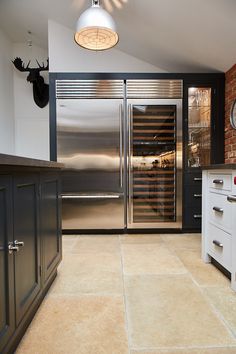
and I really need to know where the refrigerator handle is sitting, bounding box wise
[119,104,123,188]
[128,104,132,224]
[62,195,120,199]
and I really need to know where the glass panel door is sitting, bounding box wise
[188,87,211,168]
[130,104,176,224]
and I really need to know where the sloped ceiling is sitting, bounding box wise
[0,0,235,72]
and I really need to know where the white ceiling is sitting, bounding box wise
[0,0,235,73]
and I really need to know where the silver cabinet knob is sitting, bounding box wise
[8,242,19,254]
[213,240,223,248]
[213,206,224,213]
[227,195,236,203]
[213,179,223,185]
[14,240,24,247]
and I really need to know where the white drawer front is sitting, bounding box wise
[209,173,232,193]
[208,192,232,233]
[207,223,232,272]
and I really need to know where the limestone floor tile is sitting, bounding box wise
[203,286,236,335]
[174,249,230,287]
[162,234,201,250]
[131,348,236,354]
[120,234,163,244]
[16,295,129,354]
[62,235,78,253]
[50,252,123,295]
[71,235,120,254]
[125,274,236,348]
[121,243,187,275]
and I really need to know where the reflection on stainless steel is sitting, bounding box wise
[56,79,183,231]
[62,195,124,229]
[57,93,125,230]
[62,194,120,199]
[126,80,183,99]
[119,104,123,188]
[59,154,120,170]
[128,104,132,224]
[56,80,124,99]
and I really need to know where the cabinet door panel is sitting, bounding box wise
[14,175,41,326]
[40,174,61,284]
[0,177,14,352]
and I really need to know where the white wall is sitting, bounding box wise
[0,29,15,154]
[13,43,49,159]
[48,20,166,73]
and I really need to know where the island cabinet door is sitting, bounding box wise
[13,174,41,327]
[0,176,15,352]
[40,173,61,285]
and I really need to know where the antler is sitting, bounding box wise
[36,58,49,71]
[12,57,31,72]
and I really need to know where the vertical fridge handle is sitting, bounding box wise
[128,104,132,224]
[119,104,123,188]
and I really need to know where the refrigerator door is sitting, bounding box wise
[127,99,182,229]
[61,193,124,230]
[57,99,125,230]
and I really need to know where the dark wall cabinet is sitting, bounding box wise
[183,76,225,231]
[0,171,61,354]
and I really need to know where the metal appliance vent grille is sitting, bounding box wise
[56,80,124,98]
[126,80,183,98]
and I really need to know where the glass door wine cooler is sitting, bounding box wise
[127,99,182,229]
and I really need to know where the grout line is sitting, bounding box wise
[130,344,236,351]
[174,258,236,341]
[47,292,124,298]
[123,271,188,276]
[198,284,236,340]
[59,235,236,351]
[119,234,132,354]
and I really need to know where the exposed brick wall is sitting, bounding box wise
[225,64,236,163]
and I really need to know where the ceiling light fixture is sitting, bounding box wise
[74,0,119,51]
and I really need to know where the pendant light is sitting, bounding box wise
[74,0,119,51]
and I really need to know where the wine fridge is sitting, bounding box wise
[127,98,182,229]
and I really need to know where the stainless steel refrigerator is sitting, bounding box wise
[56,79,183,231]
[56,80,125,230]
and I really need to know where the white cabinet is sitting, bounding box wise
[202,169,236,291]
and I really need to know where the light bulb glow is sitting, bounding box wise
[74,2,119,50]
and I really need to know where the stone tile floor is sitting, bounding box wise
[16,234,236,354]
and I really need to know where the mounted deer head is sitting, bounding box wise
[12,57,49,108]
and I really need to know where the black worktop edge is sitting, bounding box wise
[0,153,63,169]
[202,164,236,170]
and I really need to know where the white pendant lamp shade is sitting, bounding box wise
[74,0,119,51]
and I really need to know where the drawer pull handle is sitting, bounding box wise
[213,206,224,213]
[8,242,19,254]
[194,177,202,182]
[213,240,223,248]
[193,214,202,219]
[194,194,202,198]
[14,240,24,247]
[227,195,236,203]
[213,179,223,185]
[62,194,120,199]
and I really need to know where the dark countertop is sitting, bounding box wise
[0,153,63,169]
[202,164,236,170]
